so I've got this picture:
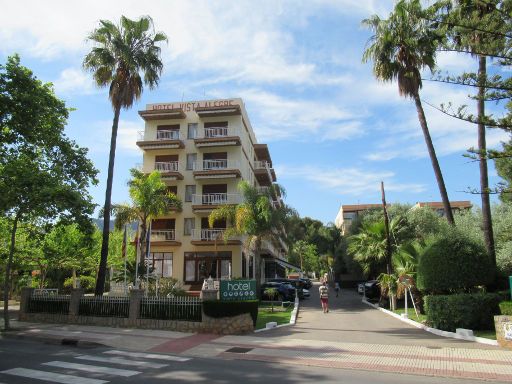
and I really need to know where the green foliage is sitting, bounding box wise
[497,241,512,277]
[289,241,319,274]
[147,277,186,297]
[417,229,494,294]
[202,300,259,326]
[63,275,96,293]
[499,301,512,316]
[424,293,501,332]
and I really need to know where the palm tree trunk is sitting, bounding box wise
[3,213,19,330]
[477,55,496,269]
[95,104,122,296]
[413,93,454,225]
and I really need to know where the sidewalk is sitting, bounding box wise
[3,286,512,382]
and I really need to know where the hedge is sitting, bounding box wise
[500,301,512,316]
[202,300,259,326]
[424,293,501,332]
[417,230,494,293]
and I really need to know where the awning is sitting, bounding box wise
[272,258,302,272]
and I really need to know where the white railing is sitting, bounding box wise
[193,160,240,171]
[191,228,226,241]
[151,230,176,241]
[156,130,180,140]
[155,161,179,172]
[191,193,242,205]
[204,126,228,138]
[137,131,145,141]
[254,160,270,170]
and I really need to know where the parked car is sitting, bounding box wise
[260,282,296,301]
[302,288,310,298]
[357,282,365,295]
[364,280,380,301]
[300,278,313,289]
[267,278,305,299]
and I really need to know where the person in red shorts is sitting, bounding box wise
[319,281,329,313]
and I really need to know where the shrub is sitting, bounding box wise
[424,293,501,332]
[500,301,512,316]
[417,229,494,294]
[147,277,186,297]
[63,275,96,293]
[496,241,512,277]
[202,300,258,326]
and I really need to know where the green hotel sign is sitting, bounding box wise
[220,280,257,301]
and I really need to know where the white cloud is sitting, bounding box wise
[76,119,142,155]
[276,164,426,196]
[52,67,96,95]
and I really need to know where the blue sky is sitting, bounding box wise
[1,1,509,224]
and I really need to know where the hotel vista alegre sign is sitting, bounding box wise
[220,280,257,301]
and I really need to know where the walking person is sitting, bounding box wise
[319,280,329,313]
[334,281,340,298]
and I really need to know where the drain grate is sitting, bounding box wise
[426,346,442,349]
[226,347,253,354]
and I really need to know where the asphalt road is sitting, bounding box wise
[0,338,496,384]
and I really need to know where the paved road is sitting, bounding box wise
[0,338,488,384]
[260,283,499,349]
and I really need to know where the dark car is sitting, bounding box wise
[267,278,305,299]
[260,282,296,301]
[300,278,313,289]
[364,280,380,301]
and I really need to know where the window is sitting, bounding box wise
[183,251,232,283]
[184,218,195,236]
[186,153,197,170]
[187,123,198,139]
[145,252,173,277]
[185,185,196,202]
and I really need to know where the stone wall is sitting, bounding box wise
[495,315,512,349]
[19,288,254,335]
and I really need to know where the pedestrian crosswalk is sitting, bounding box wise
[0,349,191,383]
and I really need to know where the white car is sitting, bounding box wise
[302,288,310,298]
[357,283,365,294]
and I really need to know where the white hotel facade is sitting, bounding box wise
[136,98,288,291]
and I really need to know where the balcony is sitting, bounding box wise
[154,161,183,180]
[254,160,276,187]
[136,130,185,150]
[191,193,242,212]
[194,126,241,147]
[149,230,181,246]
[190,229,241,246]
[192,160,241,180]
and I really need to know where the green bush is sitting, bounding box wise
[63,275,96,293]
[417,230,494,294]
[500,301,512,315]
[202,300,259,326]
[424,293,501,332]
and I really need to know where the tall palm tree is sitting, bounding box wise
[83,16,167,295]
[208,181,287,292]
[107,168,181,284]
[362,0,455,225]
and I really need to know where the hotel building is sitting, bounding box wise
[136,98,288,291]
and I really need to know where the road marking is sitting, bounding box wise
[43,361,141,377]
[75,355,168,369]
[0,368,107,384]
[104,349,191,362]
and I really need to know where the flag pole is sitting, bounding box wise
[134,222,140,289]
[122,225,127,289]
[145,221,152,296]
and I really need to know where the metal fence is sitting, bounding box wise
[78,296,130,318]
[139,296,202,321]
[27,294,70,314]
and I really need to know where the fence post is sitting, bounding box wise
[129,289,144,326]
[69,288,84,318]
[19,287,34,320]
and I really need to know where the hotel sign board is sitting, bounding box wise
[220,280,256,301]
[150,99,237,112]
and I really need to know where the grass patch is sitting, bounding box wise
[473,329,496,340]
[256,304,293,330]
[392,307,427,323]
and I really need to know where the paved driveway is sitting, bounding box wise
[255,283,499,349]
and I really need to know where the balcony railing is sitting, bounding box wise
[254,160,271,170]
[155,161,179,172]
[138,130,180,141]
[150,230,176,242]
[193,160,240,171]
[191,228,226,241]
[204,126,228,138]
[192,193,242,205]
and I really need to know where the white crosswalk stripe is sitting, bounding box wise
[104,349,191,362]
[75,354,168,369]
[43,361,141,377]
[1,368,108,384]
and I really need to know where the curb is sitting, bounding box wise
[1,330,106,348]
[362,299,499,346]
[254,297,300,333]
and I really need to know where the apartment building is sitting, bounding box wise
[136,98,287,290]
[335,201,472,235]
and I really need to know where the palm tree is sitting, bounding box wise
[362,0,455,225]
[83,16,167,295]
[208,181,287,293]
[106,168,181,285]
